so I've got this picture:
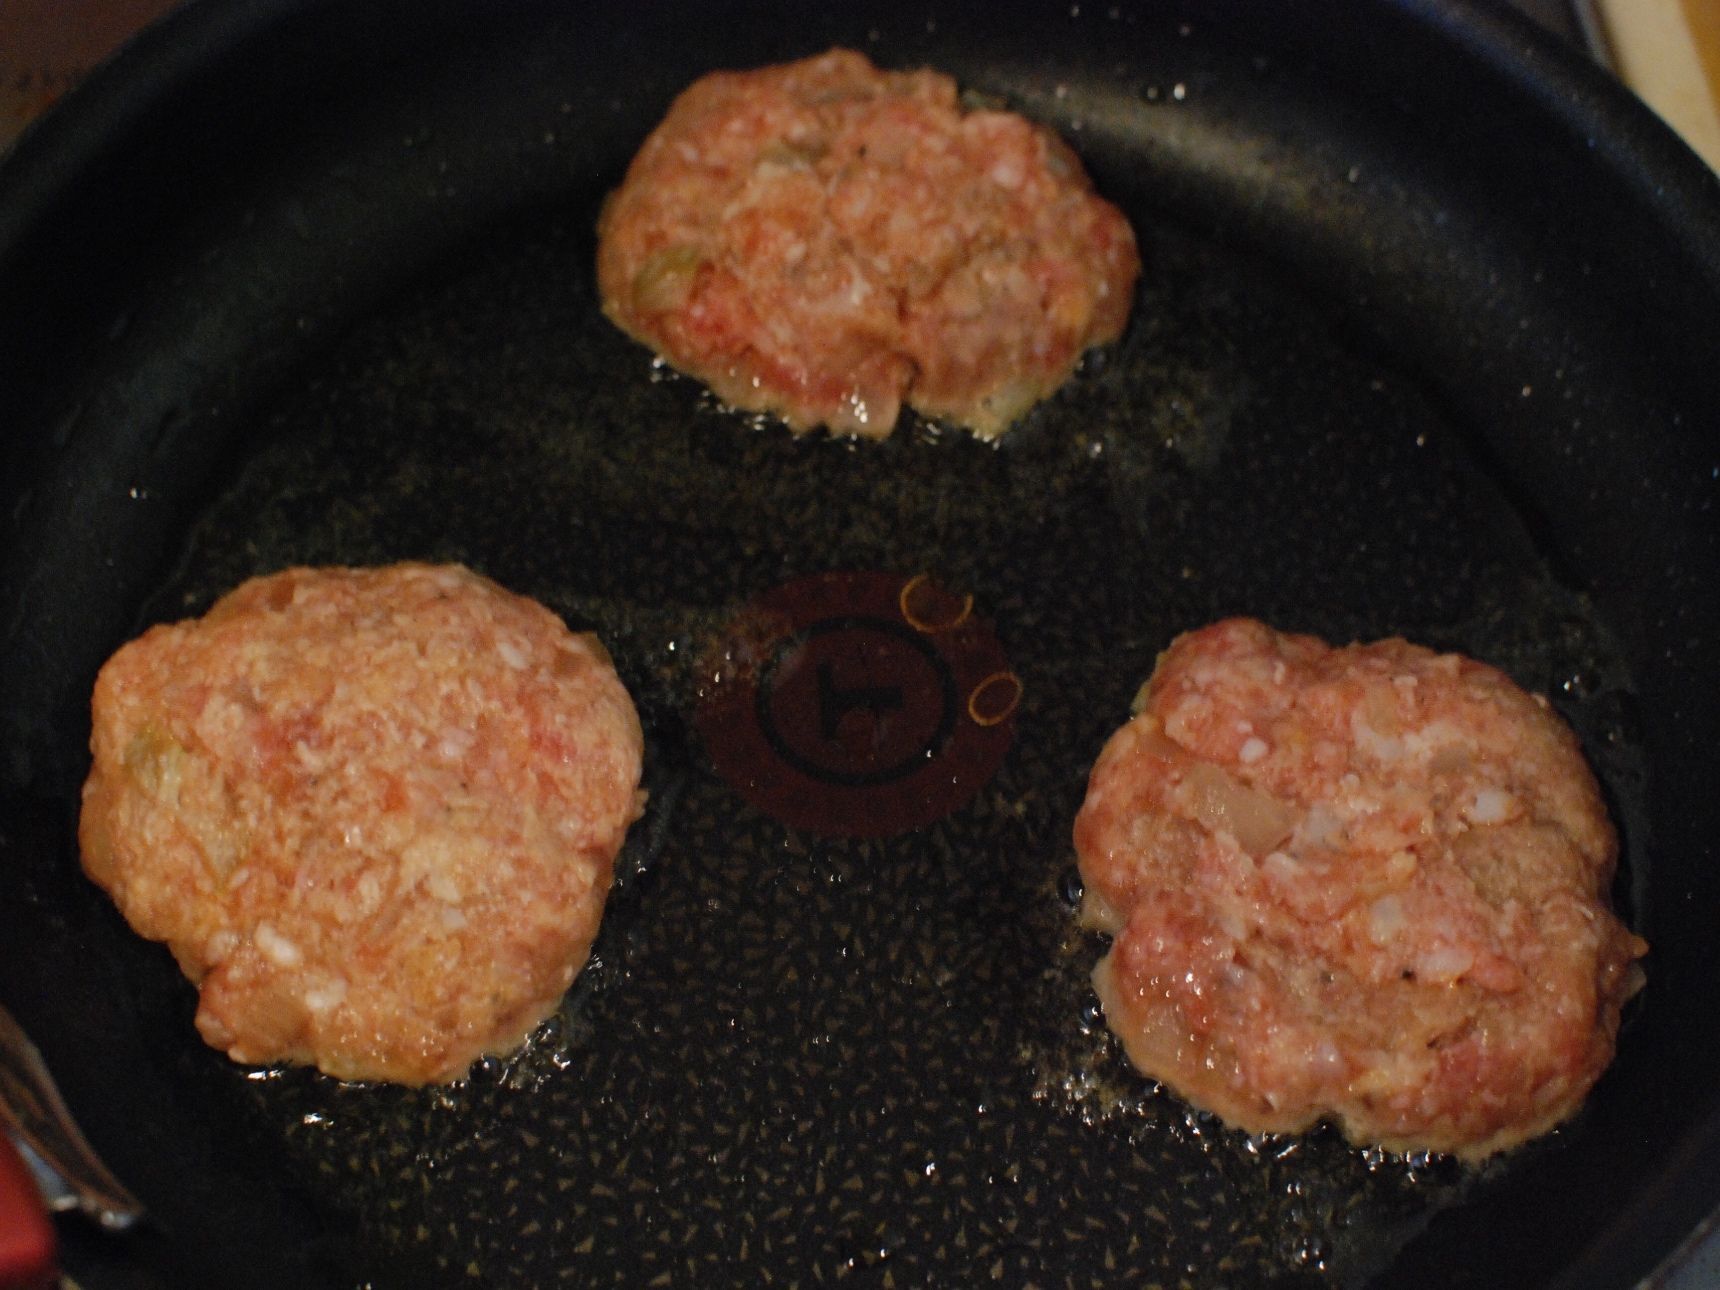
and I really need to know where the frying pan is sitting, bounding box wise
[2,1,1717,1286]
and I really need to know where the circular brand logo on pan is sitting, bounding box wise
[695,571,1020,837]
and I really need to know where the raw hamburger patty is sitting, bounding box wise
[1074,618,1646,1159]
[79,564,645,1085]
[596,48,1139,439]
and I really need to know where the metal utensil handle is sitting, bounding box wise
[0,1004,142,1232]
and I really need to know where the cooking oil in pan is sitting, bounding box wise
[129,205,1646,1289]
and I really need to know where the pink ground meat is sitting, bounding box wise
[79,563,645,1085]
[1074,618,1646,1159]
[597,48,1139,438]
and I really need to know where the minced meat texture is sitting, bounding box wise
[596,48,1139,439]
[79,563,645,1086]
[1074,618,1646,1159]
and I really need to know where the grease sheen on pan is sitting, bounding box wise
[78,563,646,1086]
[596,48,1139,439]
[1075,618,1647,1160]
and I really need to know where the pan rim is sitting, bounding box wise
[3,0,1718,277]
[2,2,1718,1288]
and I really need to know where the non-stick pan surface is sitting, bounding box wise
[2,2,1718,1287]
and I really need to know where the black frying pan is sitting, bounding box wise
[2,2,1718,1286]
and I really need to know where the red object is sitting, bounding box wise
[696,570,1017,837]
[0,1134,55,1290]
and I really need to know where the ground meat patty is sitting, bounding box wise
[1074,618,1647,1159]
[79,563,645,1085]
[596,48,1139,439]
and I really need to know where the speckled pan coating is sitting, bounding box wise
[100,207,1646,1287]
